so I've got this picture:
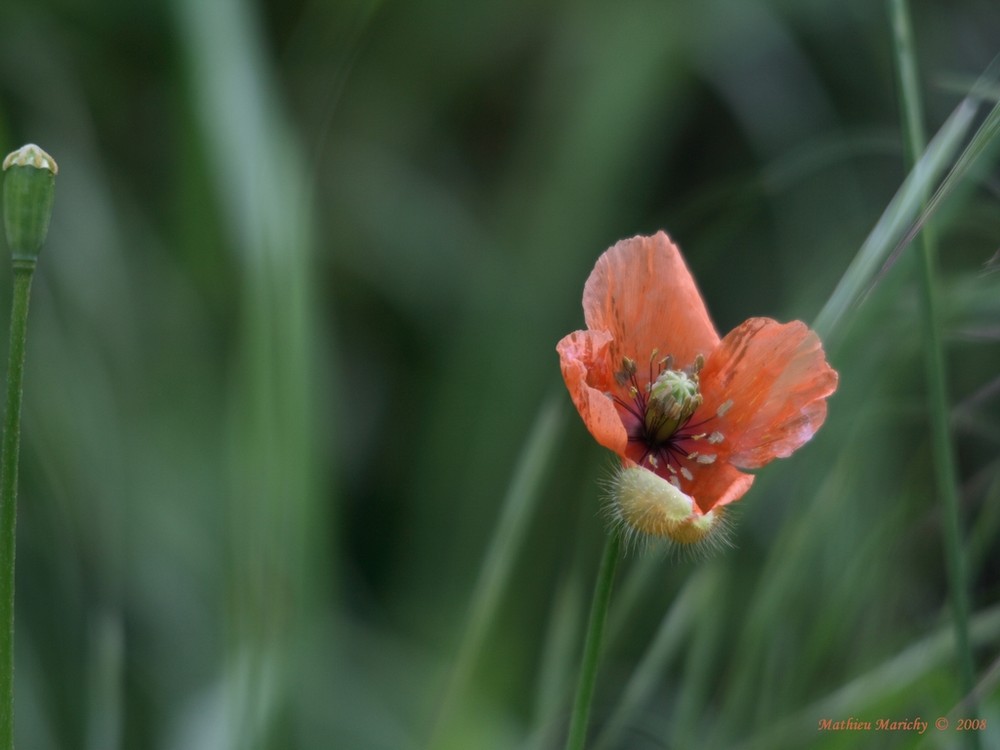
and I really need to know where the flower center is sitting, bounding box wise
[612,351,726,489]
[644,368,702,443]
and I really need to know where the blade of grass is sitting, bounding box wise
[85,612,123,750]
[812,54,1000,342]
[889,4,977,745]
[968,466,1000,577]
[174,0,325,744]
[564,528,621,750]
[734,604,1000,750]
[874,75,1000,289]
[592,565,714,750]
[522,563,585,750]
[427,395,565,749]
[605,553,661,645]
[812,96,975,340]
[961,651,1000,718]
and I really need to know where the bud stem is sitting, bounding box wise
[565,527,621,750]
[0,262,34,748]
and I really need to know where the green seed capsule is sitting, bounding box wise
[644,368,702,443]
[3,144,58,263]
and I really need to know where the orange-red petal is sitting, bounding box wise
[556,329,628,455]
[684,460,756,514]
[699,318,838,470]
[582,232,720,371]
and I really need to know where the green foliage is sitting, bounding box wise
[0,0,998,748]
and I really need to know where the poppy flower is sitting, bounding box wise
[557,232,838,547]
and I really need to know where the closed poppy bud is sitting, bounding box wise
[3,144,58,263]
[609,466,727,551]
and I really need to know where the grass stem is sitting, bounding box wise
[564,528,621,750]
[0,262,36,749]
[888,0,978,739]
[427,396,564,749]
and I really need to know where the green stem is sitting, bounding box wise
[888,0,977,736]
[565,528,621,750]
[0,262,34,749]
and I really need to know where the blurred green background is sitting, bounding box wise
[0,0,999,748]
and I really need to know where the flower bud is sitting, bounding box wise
[3,144,58,263]
[609,466,724,548]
